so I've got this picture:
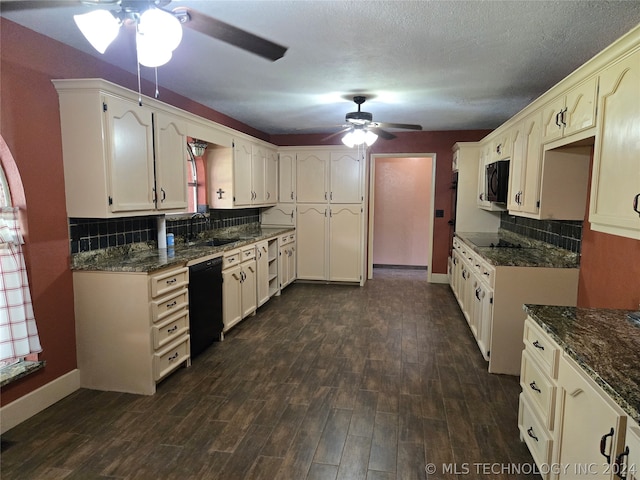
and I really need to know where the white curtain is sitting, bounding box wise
[0,207,42,365]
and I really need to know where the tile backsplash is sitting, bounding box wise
[69,208,260,254]
[500,212,583,253]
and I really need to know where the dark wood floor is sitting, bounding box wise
[1,268,538,480]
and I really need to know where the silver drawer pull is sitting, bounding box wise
[166,300,177,309]
[168,352,179,362]
[527,427,539,442]
[529,381,542,393]
[167,325,178,334]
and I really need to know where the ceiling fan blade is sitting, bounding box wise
[375,122,423,131]
[321,127,351,142]
[173,7,287,61]
[0,0,86,10]
[370,127,396,140]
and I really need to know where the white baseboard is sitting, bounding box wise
[0,369,80,434]
[429,273,449,284]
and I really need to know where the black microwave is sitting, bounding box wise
[486,160,509,204]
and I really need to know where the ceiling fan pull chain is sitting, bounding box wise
[154,68,160,99]
[136,48,143,106]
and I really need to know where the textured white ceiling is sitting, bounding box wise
[3,0,640,136]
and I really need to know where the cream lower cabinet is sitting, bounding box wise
[256,240,270,307]
[589,47,640,240]
[222,246,257,332]
[621,419,640,480]
[519,317,629,480]
[297,204,363,283]
[278,233,296,290]
[73,265,190,395]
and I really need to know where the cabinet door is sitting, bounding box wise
[589,49,640,239]
[296,204,328,280]
[241,260,257,318]
[297,151,329,203]
[256,241,270,307]
[541,96,566,144]
[508,121,525,211]
[520,111,544,215]
[106,96,156,213]
[477,144,492,208]
[329,205,362,282]
[233,139,253,206]
[278,152,296,203]
[154,111,188,211]
[564,76,598,137]
[279,244,291,288]
[476,281,493,361]
[251,145,266,204]
[330,151,362,203]
[556,356,626,480]
[288,241,296,283]
[222,265,242,331]
[265,149,278,204]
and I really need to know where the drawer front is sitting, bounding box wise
[241,245,256,262]
[288,233,295,243]
[151,288,188,323]
[150,267,189,299]
[521,350,556,430]
[152,309,189,349]
[519,394,553,478]
[154,336,190,381]
[280,234,291,245]
[223,250,241,269]
[481,263,495,289]
[625,421,640,480]
[524,318,561,379]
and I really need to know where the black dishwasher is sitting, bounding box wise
[188,257,223,359]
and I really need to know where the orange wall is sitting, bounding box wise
[373,157,433,266]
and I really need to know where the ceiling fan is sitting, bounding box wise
[1,0,288,62]
[324,96,423,147]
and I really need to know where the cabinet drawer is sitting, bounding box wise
[625,421,640,480]
[519,394,553,477]
[241,245,256,262]
[150,267,188,298]
[151,288,188,323]
[523,318,561,379]
[154,335,190,381]
[223,250,241,269]
[480,263,495,288]
[152,309,189,349]
[521,350,556,430]
[280,234,291,245]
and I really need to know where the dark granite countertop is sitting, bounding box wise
[525,304,640,424]
[71,226,294,273]
[455,231,579,268]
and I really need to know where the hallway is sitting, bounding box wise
[1,269,537,479]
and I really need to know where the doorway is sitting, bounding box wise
[368,153,436,281]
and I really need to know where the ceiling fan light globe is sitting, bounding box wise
[364,130,378,146]
[136,32,173,67]
[73,10,121,54]
[351,128,367,145]
[138,7,183,52]
[341,131,356,148]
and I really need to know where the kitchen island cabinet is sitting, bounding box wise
[519,305,640,480]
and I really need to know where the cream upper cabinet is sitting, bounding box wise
[489,130,512,162]
[154,111,188,211]
[541,76,599,144]
[589,47,640,240]
[106,96,156,213]
[53,79,191,217]
[278,151,296,203]
[555,354,627,480]
[296,149,363,204]
[508,112,543,215]
[208,139,278,208]
[296,151,330,203]
[329,151,363,203]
